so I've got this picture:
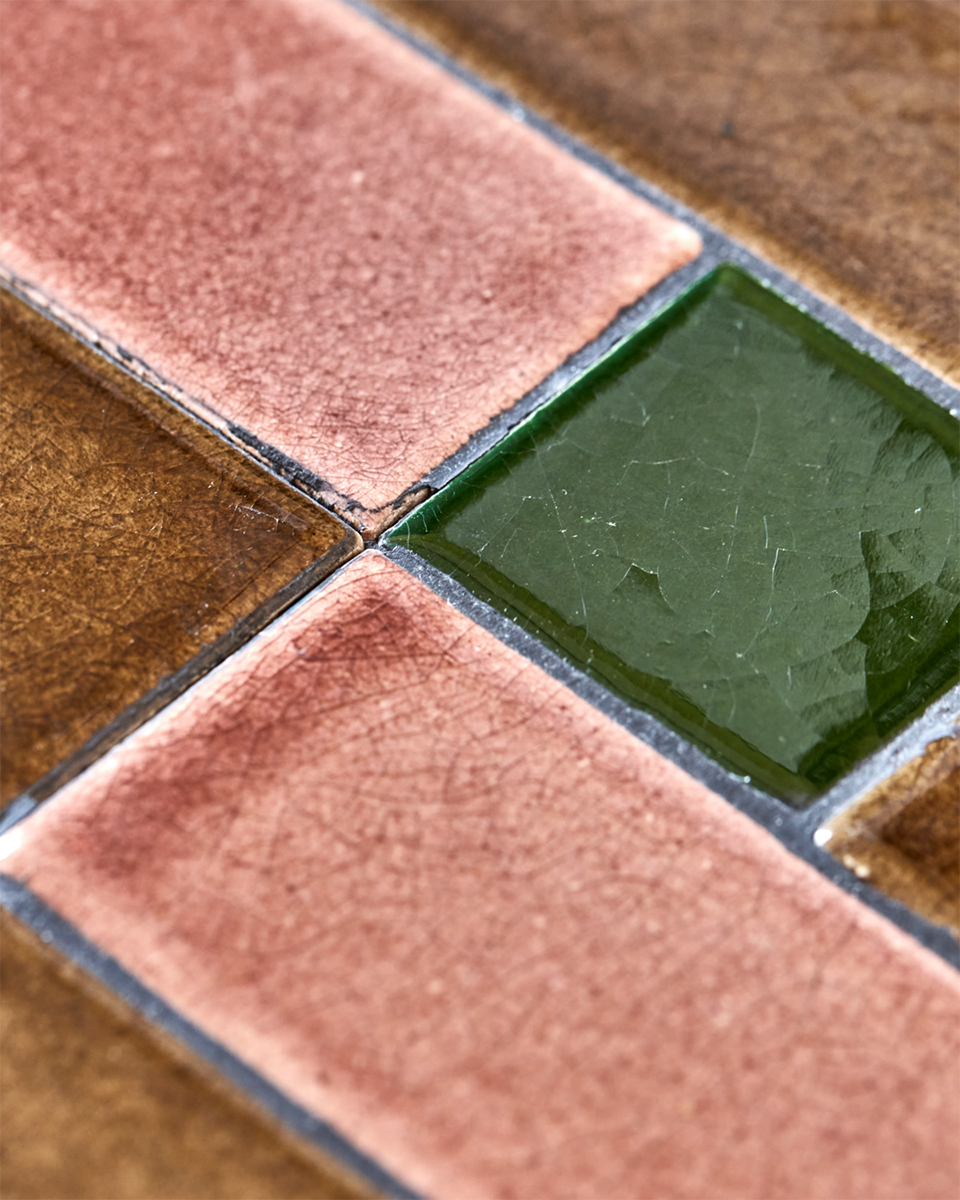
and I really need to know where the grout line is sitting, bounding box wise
[373,555,794,829]
[2,2,955,1184]
[420,256,714,494]
[342,0,960,438]
[0,271,360,521]
[0,543,364,839]
[4,8,957,537]
[379,544,960,971]
[341,0,960,966]
[418,237,959,498]
[0,874,427,1200]
[365,261,960,960]
[800,693,960,833]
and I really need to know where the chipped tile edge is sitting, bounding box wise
[0,874,427,1200]
[0,269,373,529]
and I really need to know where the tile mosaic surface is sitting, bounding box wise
[380,0,960,368]
[3,554,958,1200]
[822,733,960,936]
[0,289,358,808]
[2,0,959,1194]
[392,267,960,802]
[0,913,370,1200]
[0,0,700,532]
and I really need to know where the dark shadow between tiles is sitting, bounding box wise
[0,286,361,812]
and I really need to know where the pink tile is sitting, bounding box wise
[0,0,700,533]
[3,553,957,1200]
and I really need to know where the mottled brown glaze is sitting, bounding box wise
[0,289,359,808]
[4,554,958,1200]
[378,0,960,375]
[0,911,375,1200]
[823,735,959,935]
[0,0,700,532]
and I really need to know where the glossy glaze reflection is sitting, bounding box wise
[0,290,358,807]
[392,266,960,802]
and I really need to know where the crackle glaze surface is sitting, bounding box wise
[0,290,356,808]
[380,0,960,365]
[393,268,960,801]
[2,0,958,1195]
[0,0,699,530]
[4,555,958,1200]
[0,914,368,1200]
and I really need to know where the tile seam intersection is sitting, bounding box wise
[2,0,957,965]
[4,259,958,957]
[2,2,959,1190]
[0,542,367,838]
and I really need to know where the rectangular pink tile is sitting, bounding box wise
[3,553,957,1200]
[0,0,700,533]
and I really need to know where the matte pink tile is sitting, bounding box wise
[0,0,700,533]
[3,553,957,1199]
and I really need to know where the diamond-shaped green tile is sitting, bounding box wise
[389,266,959,803]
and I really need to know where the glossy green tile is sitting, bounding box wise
[390,266,960,803]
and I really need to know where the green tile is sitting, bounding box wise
[389,266,960,803]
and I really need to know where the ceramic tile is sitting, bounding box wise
[821,734,959,936]
[3,553,958,1200]
[378,0,960,366]
[391,267,960,802]
[0,0,700,533]
[0,911,374,1200]
[0,289,358,809]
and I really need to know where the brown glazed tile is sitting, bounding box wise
[0,911,375,1200]
[822,735,960,936]
[378,0,960,375]
[0,288,359,809]
[0,0,700,533]
[3,554,958,1200]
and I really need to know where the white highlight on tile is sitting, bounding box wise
[0,828,24,861]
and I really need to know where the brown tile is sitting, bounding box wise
[0,910,374,1200]
[4,553,958,1200]
[378,0,960,375]
[822,735,960,935]
[0,289,359,809]
[0,0,700,532]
